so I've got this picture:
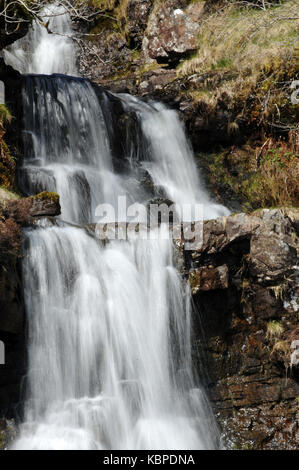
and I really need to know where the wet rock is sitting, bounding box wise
[143,1,205,65]
[4,191,61,224]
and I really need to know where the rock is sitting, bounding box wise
[143,1,205,64]
[138,69,177,95]
[187,207,299,449]
[4,192,61,225]
[78,31,133,83]
[185,209,298,266]
[242,285,283,320]
[126,0,153,47]
[249,209,298,284]
[189,265,229,293]
[0,58,20,81]
[0,419,16,450]
[0,9,30,50]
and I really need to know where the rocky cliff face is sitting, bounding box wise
[183,208,299,449]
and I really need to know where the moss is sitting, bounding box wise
[32,191,60,203]
[89,16,120,39]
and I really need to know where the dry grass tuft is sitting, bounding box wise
[177,1,299,125]
[266,320,284,342]
[178,2,298,80]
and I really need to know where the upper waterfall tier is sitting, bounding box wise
[4,4,77,76]
[20,74,229,224]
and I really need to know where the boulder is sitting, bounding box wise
[143,1,205,64]
[4,191,61,225]
[249,209,298,284]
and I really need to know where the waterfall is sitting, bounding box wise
[4,4,77,76]
[13,225,218,450]
[6,4,226,450]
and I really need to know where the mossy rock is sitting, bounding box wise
[32,191,60,204]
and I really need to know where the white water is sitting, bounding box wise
[4,4,77,76]
[119,95,229,220]
[7,5,224,450]
[13,225,217,450]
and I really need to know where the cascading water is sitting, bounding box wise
[4,4,77,76]
[14,225,218,450]
[119,95,228,219]
[5,4,228,450]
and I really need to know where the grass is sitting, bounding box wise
[0,105,12,128]
[178,2,298,79]
[266,320,284,342]
[87,0,116,9]
[177,0,299,129]
[0,187,20,213]
[198,137,298,211]
[243,143,299,208]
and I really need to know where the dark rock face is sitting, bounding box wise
[143,1,205,65]
[4,192,61,225]
[182,208,299,449]
[0,59,24,161]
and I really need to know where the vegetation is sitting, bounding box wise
[0,132,15,191]
[266,320,284,341]
[178,1,298,131]
[244,143,298,208]
[0,104,11,126]
[198,135,298,210]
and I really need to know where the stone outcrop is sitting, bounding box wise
[4,192,61,224]
[183,208,299,449]
[143,1,205,64]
